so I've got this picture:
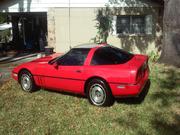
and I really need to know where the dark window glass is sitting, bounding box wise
[91,46,133,65]
[117,16,130,34]
[57,48,90,66]
[116,15,145,35]
[131,16,145,34]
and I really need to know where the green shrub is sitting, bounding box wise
[148,51,160,62]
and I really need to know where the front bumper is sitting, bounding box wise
[110,68,149,97]
[12,72,18,81]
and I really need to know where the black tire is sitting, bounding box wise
[19,70,39,92]
[86,79,114,107]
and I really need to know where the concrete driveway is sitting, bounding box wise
[0,53,44,85]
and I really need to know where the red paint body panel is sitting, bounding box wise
[12,45,149,97]
[109,67,149,96]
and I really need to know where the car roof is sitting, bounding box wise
[73,43,107,49]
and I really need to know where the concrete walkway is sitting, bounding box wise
[0,53,44,86]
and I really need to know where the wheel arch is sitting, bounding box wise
[18,68,33,83]
[84,76,110,95]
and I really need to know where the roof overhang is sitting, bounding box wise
[0,0,163,13]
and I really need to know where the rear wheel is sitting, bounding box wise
[86,79,114,107]
[19,70,39,92]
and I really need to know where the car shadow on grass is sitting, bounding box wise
[42,88,87,99]
[115,79,151,105]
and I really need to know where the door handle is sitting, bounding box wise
[76,70,82,73]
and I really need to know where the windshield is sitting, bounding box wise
[48,53,66,65]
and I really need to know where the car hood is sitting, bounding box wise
[31,53,62,64]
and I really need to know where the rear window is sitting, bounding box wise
[91,46,133,65]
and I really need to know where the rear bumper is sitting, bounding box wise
[110,68,149,97]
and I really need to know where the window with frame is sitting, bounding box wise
[113,15,153,35]
[57,48,90,66]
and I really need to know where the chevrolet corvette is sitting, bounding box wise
[12,44,149,106]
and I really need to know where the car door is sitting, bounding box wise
[42,48,90,94]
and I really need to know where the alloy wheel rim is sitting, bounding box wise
[89,83,106,106]
[21,74,31,91]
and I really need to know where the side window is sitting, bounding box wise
[91,47,133,65]
[57,48,90,66]
[91,47,119,65]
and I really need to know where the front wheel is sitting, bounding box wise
[87,79,114,107]
[19,70,39,92]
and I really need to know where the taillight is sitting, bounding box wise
[136,68,142,82]
[136,60,148,81]
[143,60,148,69]
[136,71,139,81]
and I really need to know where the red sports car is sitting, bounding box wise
[12,44,149,106]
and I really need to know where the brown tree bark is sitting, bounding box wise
[159,0,180,67]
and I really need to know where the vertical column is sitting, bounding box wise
[47,8,56,50]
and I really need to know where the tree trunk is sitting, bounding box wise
[159,0,180,67]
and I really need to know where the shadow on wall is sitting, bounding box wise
[119,35,155,54]
[0,0,32,12]
[94,0,164,54]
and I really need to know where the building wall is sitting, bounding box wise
[52,8,98,52]
[0,0,163,54]
[108,7,163,54]
[50,7,163,54]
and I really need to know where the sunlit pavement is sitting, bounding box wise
[0,53,45,85]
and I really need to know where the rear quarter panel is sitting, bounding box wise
[83,64,133,84]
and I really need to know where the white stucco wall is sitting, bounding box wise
[51,6,163,54]
[52,8,98,52]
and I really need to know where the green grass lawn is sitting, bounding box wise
[0,63,180,135]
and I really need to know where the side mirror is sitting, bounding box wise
[53,62,59,69]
